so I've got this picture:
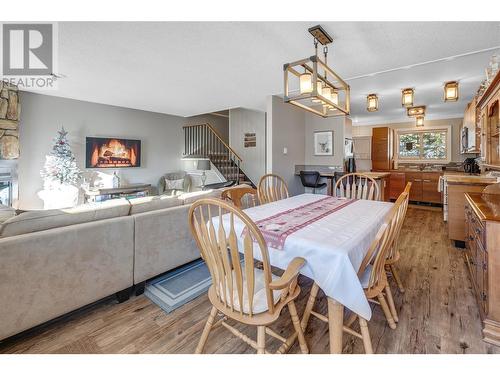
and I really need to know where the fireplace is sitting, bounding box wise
[0,161,17,207]
[86,137,141,168]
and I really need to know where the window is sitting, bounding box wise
[398,129,448,161]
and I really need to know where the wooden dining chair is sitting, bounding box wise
[301,199,401,353]
[221,185,258,209]
[385,183,412,294]
[257,174,289,205]
[334,173,380,201]
[189,198,308,354]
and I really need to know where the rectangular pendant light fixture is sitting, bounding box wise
[366,94,378,112]
[407,105,426,117]
[401,88,414,107]
[444,81,459,102]
[283,25,350,118]
[416,115,424,127]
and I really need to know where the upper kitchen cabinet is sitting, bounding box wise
[478,70,500,167]
[461,97,480,154]
[371,127,394,171]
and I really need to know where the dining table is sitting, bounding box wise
[222,193,393,353]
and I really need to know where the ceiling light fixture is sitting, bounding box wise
[416,116,425,127]
[444,81,459,102]
[407,105,426,117]
[401,88,414,107]
[283,25,350,118]
[366,94,378,112]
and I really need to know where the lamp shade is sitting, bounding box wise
[196,159,211,171]
[299,72,313,94]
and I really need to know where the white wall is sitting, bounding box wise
[229,108,266,185]
[266,95,305,196]
[352,117,465,163]
[18,92,187,210]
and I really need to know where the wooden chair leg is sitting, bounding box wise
[257,326,266,354]
[195,306,218,354]
[390,264,405,293]
[358,317,373,354]
[377,293,397,329]
[384,284,399,323]
[288,300,309,354]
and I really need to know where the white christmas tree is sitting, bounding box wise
[40,127,82,189]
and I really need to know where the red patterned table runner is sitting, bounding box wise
[251,196,356,250]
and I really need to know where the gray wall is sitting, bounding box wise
[266,95,305,196]
[229,108,266,185]
[185,113,229,143]
[18,92,186,210]
[304,114,346,168]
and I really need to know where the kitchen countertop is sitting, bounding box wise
[294,171,390,179]
[466,192,500,222]
[444,175,497,185]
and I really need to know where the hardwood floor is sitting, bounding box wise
[1,207,499,354]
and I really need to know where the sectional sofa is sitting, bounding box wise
[0,189,221,342]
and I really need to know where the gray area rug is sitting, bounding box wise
[145,259,212,314]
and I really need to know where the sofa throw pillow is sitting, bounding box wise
[165,178,185,191]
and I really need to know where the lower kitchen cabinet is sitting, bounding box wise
[465,193,500,347]
[397,171,441,203]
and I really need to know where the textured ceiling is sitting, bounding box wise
[31,22,500,123]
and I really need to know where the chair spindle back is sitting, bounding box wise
[258,174,289,204]
[335,173,380,201]
[189,198,275,317]
[221,186,258,209]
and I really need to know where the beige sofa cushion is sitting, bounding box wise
[128,195,182,215]
[0,205,16,224]
[178,189,222,205]
[0,198,131,238]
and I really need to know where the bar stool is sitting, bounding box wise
[299,171,327,194]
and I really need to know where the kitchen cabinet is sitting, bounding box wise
[389,172,405,200]
[465,193,500,347]
[371,127,393,171]
[405,172,423,202]
[447,178,495,242]
[389,171,441,203]
[477,70,500,167]
[461,98,480,154]
[422,172,442,204]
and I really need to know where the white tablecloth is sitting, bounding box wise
[222,193,393,320]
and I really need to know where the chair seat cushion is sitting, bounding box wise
[219,267,281,314]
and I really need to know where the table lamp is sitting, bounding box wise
[197,159,211,188]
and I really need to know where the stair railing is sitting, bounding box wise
[183,123,243,183]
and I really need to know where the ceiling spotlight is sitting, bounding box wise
[401,88,414,107]
[366,94,378,112]
[444,81,459,102]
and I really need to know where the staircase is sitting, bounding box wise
[183,123,252,186]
